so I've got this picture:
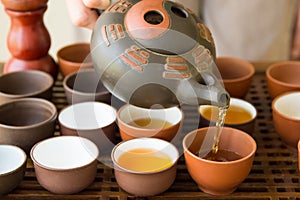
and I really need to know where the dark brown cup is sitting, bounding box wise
[0,98,57,153]
[0,70,54,105]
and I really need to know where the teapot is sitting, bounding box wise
[91,0,230,108]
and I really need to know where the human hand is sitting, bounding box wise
[65,0,110,29]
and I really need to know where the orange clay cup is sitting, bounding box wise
[183,127,256,195]
[266,61,300,99]
[215,57,255,99]
[272,91,300,150]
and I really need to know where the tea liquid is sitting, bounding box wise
[117,148,173,172]
[202,149,243,162]
[128,118,172,129]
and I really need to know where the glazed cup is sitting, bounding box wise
[63,68,111,104]
[272,91,300,150]
[0,98,57,153]
[199,98,257,133]
[0,145,27,196]
[30,136,99,194]
[266,61,300,99]
[58,102,117,159]
[183,127,256,195]
[0,70,54,105]
[215,57,255,98]
[112,137,179,196]
[117,104,183,142]
[57,43,92,77]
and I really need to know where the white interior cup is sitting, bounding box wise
[0,145,26,175]
[273,92,300,120]
[31,136,98,170]
[59,102,117,130]
[112,137,179,173]
[199,98,257,124]
[119,105,182,127]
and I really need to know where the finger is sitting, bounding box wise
[82,0,111,10]
[65,0,99,29]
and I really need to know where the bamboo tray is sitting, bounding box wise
[1,64,300,200]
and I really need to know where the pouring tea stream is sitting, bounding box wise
[90,0,230,155]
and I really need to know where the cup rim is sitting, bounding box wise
[117,104,183,131]
[199,97,257,125]
[63,69,110,96]
[0,98,57,129]
[216,57,255,83]
[0,144,27,176]
[182,127,257,164]
[266,61,300,88]
[30,136,99,171]
[58,101,117,131]
[272,91,300,121]
[0,70,54,98]
[111,137,179,174]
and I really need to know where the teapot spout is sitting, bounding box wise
[177,78,230,108]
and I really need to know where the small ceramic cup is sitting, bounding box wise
[58,102,117,158]
[57,43,92,77]
[215,57,255,98]
[112,137,179,196]
[0,98,57,153]
[30,136,99,194]
[117,104,183,141]
[199,98,257,133]
[0,145,27,196]
[272,91,300,150]
[63,68,111,104]
[266,61,300,99]
[183,127,256,195]
[0,70,54,105]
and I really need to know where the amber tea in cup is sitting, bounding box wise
[127,118,173,129]
[201,149,243,162]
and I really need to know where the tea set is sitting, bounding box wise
[1,0,300,197]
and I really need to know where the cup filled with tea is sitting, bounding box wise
[111,137,179,196]
[199,98,257,133]
[117,104,183,141]
[182,127,256,195]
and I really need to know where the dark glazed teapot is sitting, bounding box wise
[91,0,230,108]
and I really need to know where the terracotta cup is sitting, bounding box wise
[112,137,179,196]
[30,136,99,194]
[0,145,27,195]
[266,61,300,99]
[0,70,54,105]
[0,98,57,153]
[272,91,300,150]
[63,68,111,104]
[117,104,183,142]
[57,43,92,77]
[183,127,256,195]
[58,102,117,160]
[199,98,257,133]
[215,57,255,98]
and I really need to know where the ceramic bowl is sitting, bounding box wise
[0,98,57,153]
[266,61,300,99]
[58,102,117,158]
[30,136,99,194]
[272,91,300,150]
[112,137,179,196]
[0,70,54,105]
[183,127,256,195]
[215,57,255,98]
[199,98,257,133]
[63,69,111,104]
[57,43,92,77]
[0,145,27,196]
[117,104,183,142]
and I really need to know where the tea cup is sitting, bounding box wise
[183,127,256,195]
[112,137,179,196]
[117,104,183,141]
